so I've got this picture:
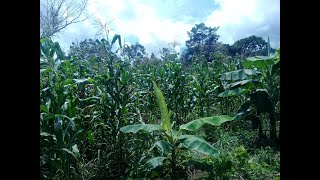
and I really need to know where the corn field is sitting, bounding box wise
[40,34,280,179]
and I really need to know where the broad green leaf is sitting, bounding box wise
[178,134,205,141]
[40,105,50,114]
[180,115,235,131]
[220,69,261,81]
[182,135,219,156]
[120,124,162,133]
[150,140,172,156]
[218,88,249,97]
[243,56,274,69]
[152,81,171,133]
[225,79,261,90]
[144,157,166,170]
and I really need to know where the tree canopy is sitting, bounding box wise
[185,23,220,62]
[121,42,147,60]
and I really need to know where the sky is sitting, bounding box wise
[50,0,280,57]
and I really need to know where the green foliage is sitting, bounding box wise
[219,49,280,145]
[121,42,146,61]
[120,82,234,178]
[40,30,279,179]
[232,35,273,58]
[185,23,220,62]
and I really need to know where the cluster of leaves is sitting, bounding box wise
[182,122,280,180]
[207,146,280,180]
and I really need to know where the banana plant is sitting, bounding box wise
[120,80,235,178]
[218,48,280,145]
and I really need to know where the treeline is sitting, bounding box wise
[66,23,276,66]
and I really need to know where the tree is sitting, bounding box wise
[40,0,88,38]
[159,48,170,60]
[121,42,146,60]
[159,41,180,61]
[68,39,110,60]
[185,23,220,62]
[223,44,238,57]
[232,35,272,58]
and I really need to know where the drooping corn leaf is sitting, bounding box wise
[62,147,79,162]
[180,115,235,131]
[243,56,274,69]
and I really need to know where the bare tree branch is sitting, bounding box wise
[40,0,89,38]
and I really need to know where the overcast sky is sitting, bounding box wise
[52,0,280,56]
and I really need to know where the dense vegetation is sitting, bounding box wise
[40,22,280,179]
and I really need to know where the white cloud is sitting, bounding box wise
[53,0,280,55]
[55,0,194,55]
[205,0,280,48]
